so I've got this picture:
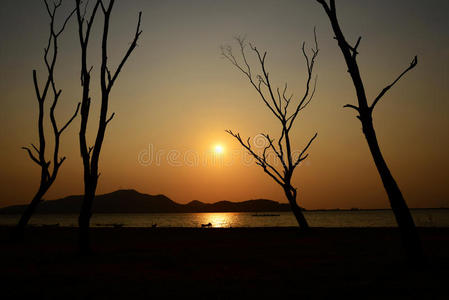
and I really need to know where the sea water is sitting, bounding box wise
[0,209,448,228]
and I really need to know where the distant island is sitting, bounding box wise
[0,189,294,214]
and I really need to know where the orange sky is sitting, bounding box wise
[0,0,448,209]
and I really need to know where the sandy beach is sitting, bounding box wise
[1,226,448,299]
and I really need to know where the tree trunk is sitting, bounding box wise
[362,117,424,261]
[316,0,424,264]
[78,182,96,254]
[11,186,48,241]
[285,187,309,230]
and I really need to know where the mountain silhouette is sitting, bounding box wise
[0,189,294,214]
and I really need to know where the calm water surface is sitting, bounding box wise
[0,209,448,228]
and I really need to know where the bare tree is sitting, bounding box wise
[222,32,318,229]
[11,0,79,241]
[316,0,424,262]
[75,0,142,253]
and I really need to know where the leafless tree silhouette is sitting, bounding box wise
[75,0,142,253]
[11,0,79,241]
[316,0,424,262]
[222,32,318,229]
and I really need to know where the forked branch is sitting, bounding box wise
[58,103,81,135]
[24,0,78,179]
[105,10,142,92]
[317,0,418,116]
[293,133,318,168]
[221,29,319,131]
[225,130,285,186]
[22,147,42,166]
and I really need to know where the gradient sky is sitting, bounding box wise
[0,0,448,209]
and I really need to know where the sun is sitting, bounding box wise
[214,144,224,154]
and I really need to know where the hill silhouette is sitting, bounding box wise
[0,189,293,214]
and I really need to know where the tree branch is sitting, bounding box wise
[107,11,142,91]
[316,0,332,15]
[105,112,115,124]
[22,147,42,166]
[351,36,362,58]
[225,130,285,185]
[370,56,418,110]
[32,70,42,101]
[286,28,319,131]
[56,7,77,37]
[293,133,318,168]
[262,133,287,171]
[343,104,360,112]
[221,38,283,121]
[251,45,283,116]
[59,102,81,134]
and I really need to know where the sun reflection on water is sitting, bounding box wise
[201,213,236,228]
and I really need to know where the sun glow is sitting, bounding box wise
[214,144,224,154]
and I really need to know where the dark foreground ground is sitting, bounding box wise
[0,227,448,299]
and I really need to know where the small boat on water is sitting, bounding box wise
[201,222,212,228]
[101,223,124,228]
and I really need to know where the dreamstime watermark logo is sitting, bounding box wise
[137,134,311,168]
[253,133,269,148]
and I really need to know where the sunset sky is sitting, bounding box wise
[0,0,448,209]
